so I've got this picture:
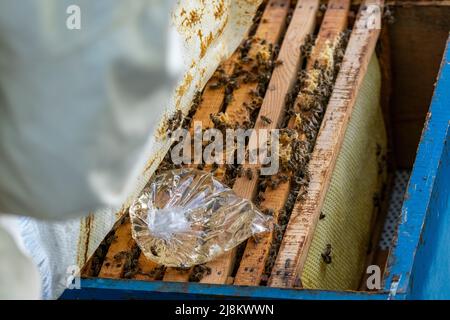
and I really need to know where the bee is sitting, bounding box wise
[236,165,244,178]
[175,266,191,273]
[279,174,289,183]
[113,251,129,261]
[249,88,259,97]
[293,277,303,288]
[258,191,266,201]
[243,102,253,112]
[260,274,269,284]
[252,234,262,244]
[209,82,222,89]
[263,208,274,216]
[241,55,251,64]
[269,178,280,190]
[373,193,381,209]
[154,266,166,280]
[150,245,159,257]
[284,258,292,269]
[261,115,272,125]
[321,244,332,264]
[245,168,253,180]
[274,59,284,67]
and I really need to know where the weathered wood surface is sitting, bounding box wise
[201,0,320,285]
[234,0,350,287]
[230,0,319,226]
[190,55,239,133]
[199,0,294,285]
[101,40,240,284]
[234,181,291,286]
[225,0,291,127]
[389,4,450,168]
[132,254,161,281]
[161,55,240,283]
[163,0,292,284]
[98,219,136,279]
[268,0,383,288]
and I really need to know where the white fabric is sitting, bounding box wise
[0,0,262,299]
[0,0,180,218]
[0,217,41,300]
[0,0,178,299]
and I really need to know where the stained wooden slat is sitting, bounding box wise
[100,47,239,284]
[160,58,239,283]
[189,56,238,134]
[200,0,320,285]
[359,22,393,290]
[234,181,291,286]
[268,0,383,288]
[234,0,350,287]
[163,267,192,282]
[132,254,162,281]
[163,0,292,284]
[224,0,292,127]
[98,219,136,279]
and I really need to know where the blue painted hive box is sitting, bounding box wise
[62,1,450,300]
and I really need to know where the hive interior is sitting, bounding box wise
[81,1,450,292]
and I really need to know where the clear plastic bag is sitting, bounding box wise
[129,169,272,267]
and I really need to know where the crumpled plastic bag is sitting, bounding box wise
[129,169,272,267]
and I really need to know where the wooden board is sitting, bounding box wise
[224,0,292,127]
[234,181,291,286]
[98,219,135,279]
[388,5,450,168]
[102,44,240,285]
[200,0,290,283]
[234,0,350,287]
[161,56,240,283]
[200,0,320,285]
[268,0,383,288]
[164,0,290,282]
[188,56,238,134]
[132,255,162,281]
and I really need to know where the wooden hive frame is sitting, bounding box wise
[82,0,387,290]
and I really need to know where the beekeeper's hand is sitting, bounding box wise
[0,0,182,220]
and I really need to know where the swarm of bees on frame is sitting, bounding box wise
[209,39,278,130]
[122,246,141,278]
[102,3,355,285]
[260,31,351,283]
[86,0,361,284]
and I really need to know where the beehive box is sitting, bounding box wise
[62,0,450,300]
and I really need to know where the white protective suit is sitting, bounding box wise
[0,0,261,299]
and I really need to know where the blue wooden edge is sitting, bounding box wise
[383,36,450,299]
[61,278,391,300]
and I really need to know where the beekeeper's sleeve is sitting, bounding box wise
[0,0,263,300]
[0,0,181,219]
